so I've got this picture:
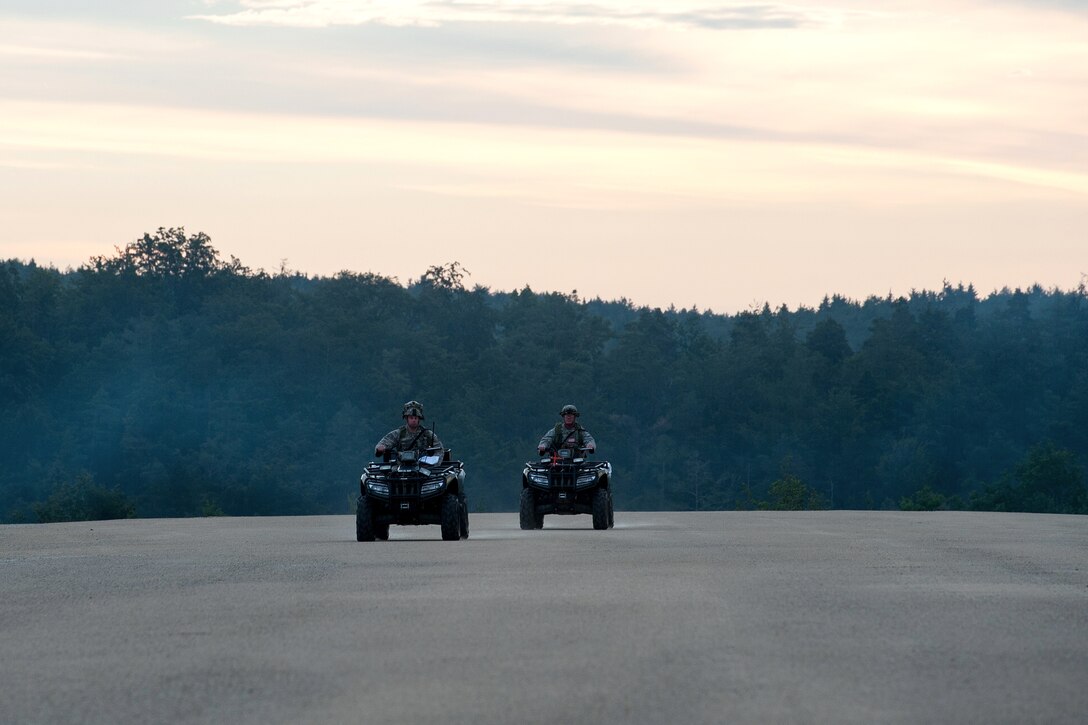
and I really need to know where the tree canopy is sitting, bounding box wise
[3,229,1086,521]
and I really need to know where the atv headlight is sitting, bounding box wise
[528,473,549,485]
[420,480,445,495]
[366,480,389,496]
[576,472,598,487]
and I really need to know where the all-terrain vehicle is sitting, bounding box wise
[520,447,614,530]
[357,446,469,541]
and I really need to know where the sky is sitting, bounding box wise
[1,0,1086,313]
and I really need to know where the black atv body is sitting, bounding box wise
[520,448,614,530]
[356,447,468,541]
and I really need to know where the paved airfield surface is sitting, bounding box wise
[2,511,1086,724]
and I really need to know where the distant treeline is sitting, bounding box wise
[3,228,1086,522]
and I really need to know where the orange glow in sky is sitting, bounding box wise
[1,1,1085,312]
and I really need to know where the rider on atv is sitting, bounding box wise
[377,400,442,456]
[523,404,613,530]
[537,404,595,455]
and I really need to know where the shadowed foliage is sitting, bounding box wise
[29,473,136,523]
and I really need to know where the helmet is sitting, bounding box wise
[402,400,425,419]
[559,404,579,417]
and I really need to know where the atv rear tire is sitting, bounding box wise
[375,522,390,540]
[592,488,610,530]
[459,497,470,539]
[356,495,376,542]
[441,494,462,541]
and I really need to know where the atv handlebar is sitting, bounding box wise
[538,446,594,463]
[379,445,446,463]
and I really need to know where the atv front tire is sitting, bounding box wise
[356,495,376,542]
[520,488,542,530]
[592,488,610,530]
[441,493,462,541]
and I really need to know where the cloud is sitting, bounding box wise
[188,0,817,31]
[0,44,123,61]
[995,0,1088,13]
[6,95,1086,211]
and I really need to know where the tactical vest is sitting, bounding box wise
[552,423,584,448]
[396,425,432,451]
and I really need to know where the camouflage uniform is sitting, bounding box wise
[376,400,443,454]
[538,423,596,452]
[377,425,443,454]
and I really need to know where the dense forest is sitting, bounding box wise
[3,228,1086,522]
